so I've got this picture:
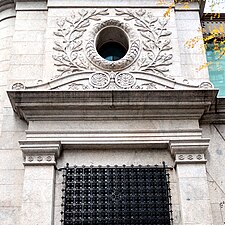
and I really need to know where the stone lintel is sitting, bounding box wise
[19,140,61,165]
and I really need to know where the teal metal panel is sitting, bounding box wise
[206,43,225,97]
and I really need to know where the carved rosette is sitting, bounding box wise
[176,154,206,164]
[24,155,56,165]
[12,83,25,90]
[89,72,111,88]
[115,73,136,88]
[88,71,137,89]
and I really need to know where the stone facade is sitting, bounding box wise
[0,0,224,225]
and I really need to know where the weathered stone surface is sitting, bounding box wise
[0,1,223,225]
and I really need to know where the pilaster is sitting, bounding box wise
[170,140,213,225]
[19,140,61,225]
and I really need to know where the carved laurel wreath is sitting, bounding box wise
[115,9,173,78]
[52,9,173,87]
[52,9,109,78]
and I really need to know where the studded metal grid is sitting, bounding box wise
[60,164,173,225]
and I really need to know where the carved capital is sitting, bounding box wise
[175,153,207,164]
[24,154,56,166]
[170,139,210,165]
[19,140,61,166]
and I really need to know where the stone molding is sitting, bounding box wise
[14,72,214,91]
[175,153,207,164]
[0,0,14,11]
[18,131,210,162]
[24,154,56,166]
[170,139,210,164]
[15,0,47,11]
[0,0,15,22]
[19,140,61,165]
[24,129,203,150]
[7,89,217,122]
[200,98,225,124]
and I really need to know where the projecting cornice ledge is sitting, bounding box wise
[0,0,15,20]
[7,90,217,123]
[200,98,225,124]
[0,0,14,9]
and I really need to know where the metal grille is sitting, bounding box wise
[60,163,173,225]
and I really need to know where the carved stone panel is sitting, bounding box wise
[13,8,213,91]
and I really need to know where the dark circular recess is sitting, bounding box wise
[96,26,129,61]
[98,42,127,61]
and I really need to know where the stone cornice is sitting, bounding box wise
[0,0,14,13]
[200,98,225,124]
[7,90,217,122]
[15,0,47,11]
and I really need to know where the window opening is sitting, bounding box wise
[59,163,173,225]
[96,26,129,62]
[98,42,127,61]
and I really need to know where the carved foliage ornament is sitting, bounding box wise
[115,9,173,78]
[52,9,109,78]
[52,9,173,82]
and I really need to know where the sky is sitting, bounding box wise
[204,0,225,13]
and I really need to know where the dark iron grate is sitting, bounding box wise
[60,163,173,225]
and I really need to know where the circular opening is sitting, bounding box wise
[96,27,129,61]
[98,42,127,61]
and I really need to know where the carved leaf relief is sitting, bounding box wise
[52,9,109,78]
[116,9,173,79]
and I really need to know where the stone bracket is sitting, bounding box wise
[19,140,61,166]
[170,139,210,165]
[175,153,207,164]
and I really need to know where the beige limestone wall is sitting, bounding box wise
[175,6,209,80]
[202,124,225,225]
[9,9,47,87]
[0,1,216,225]
[0,6,25,225]
[0,7,48,224]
